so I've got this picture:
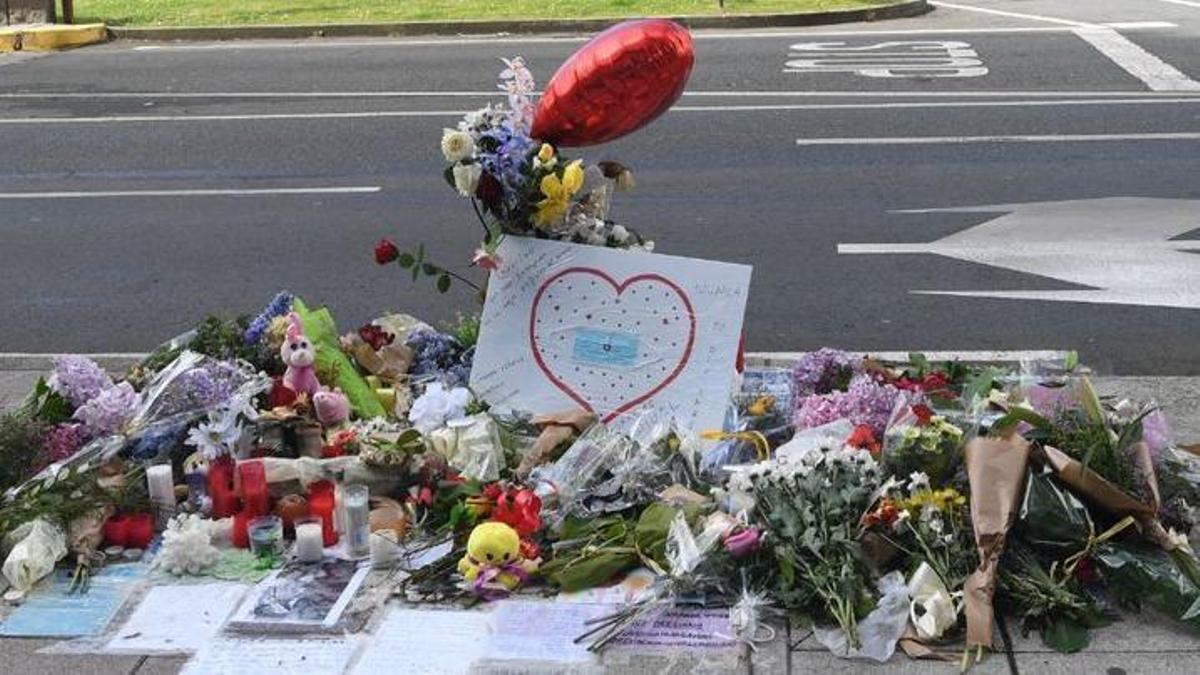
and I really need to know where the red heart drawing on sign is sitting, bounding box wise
[529,267,696,423]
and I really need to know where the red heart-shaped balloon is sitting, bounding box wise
[532,19,694,147]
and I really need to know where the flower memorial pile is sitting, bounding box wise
[1,19,1200,671]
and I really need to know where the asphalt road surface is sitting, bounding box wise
[1,0,1198,374]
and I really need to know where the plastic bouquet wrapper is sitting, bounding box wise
[531,412,697,526]
[572,509,726,652]
[428,413,506,482]
[815,571,911,662]
[963,433,1031,648]
[5,351,271,503]
[1,518,68,591]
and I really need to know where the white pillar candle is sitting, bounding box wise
[370,529,399,569]
[294,521,325,563]
[146,465,175,505]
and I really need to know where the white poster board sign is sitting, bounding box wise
[470,238,752,432]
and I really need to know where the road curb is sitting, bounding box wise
[0,23,108,52]
[106,1,930,42]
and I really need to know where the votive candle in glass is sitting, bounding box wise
[238,460,270,517]
[343,484,371,558]
[293,516,324,563]
[307,481,338,547]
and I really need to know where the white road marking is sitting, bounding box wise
[929,1,1091,27]
[1149,0,1200,8]
[124,22,1179,52]
[1072,27,1200,91]
[0,187,380,199]
[784,40,987,78]
[1103,21,1178,29]
[796,132,1200,146]
[748,350,1072,365]
[838,197,1200,310]
[0,110,462,124]
[3,90,1199,99]
[4,97,1200,125]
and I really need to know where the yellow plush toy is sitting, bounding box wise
[458,522,538,598]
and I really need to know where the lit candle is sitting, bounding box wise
[238,460,270,517]
[343,484,371,558]
[369,528,399,569]
[146,465,175,506]
[208,458,239,518]
[294,516,324,563]
[307,481,338,547]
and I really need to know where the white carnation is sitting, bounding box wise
[452,163,482,198]
[441,128,475,162]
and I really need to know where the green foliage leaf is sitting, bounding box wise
[1042,618,1090,653]
[549,550,637,592]
[633,503,678,567]
[1064,350,1079,372]
[422,263,440,276]
[396,252,415,269]
[993,406,1053,434]
[436,274,451,293]
[443,166,457,189]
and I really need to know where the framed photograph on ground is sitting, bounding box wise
[226,559,370,634]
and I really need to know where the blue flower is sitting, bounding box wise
[244,291,294,345]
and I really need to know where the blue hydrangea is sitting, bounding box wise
[244,291,294,345]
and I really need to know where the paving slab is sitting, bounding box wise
[0,637,142,675]
[133,657,186,674]
[1005,610,1200,655]
[0,370,39,411]
[1094,377,1200,444]
[1016,651,1200,674]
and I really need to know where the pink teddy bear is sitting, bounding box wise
[281,313,322,398]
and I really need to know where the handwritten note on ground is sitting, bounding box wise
[181,637,355,674]
[352,607,491,675]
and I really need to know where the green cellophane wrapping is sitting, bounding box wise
[292,298,386,419]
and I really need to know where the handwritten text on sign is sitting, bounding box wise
[470,238,751,433]
[785,40,987,78]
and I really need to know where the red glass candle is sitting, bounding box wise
[238,460,270,517]
[307,480,338,547]
[103,514,131,548]
[232,510,251,549]
[126,513,155,550]
[208,457,239,519]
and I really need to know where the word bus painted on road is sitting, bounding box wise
[784,41,987,78]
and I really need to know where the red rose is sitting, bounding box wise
[519,538,541,561]
[374,238,400,265]
[493,488,542,538]
[358,323,395,351]
[482,483,504,501]
[912,404,935,426]
[846,424,881,455]
[921,372,953,397]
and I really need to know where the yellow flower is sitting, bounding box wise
[898,488,965,514]
[533,160,584,229]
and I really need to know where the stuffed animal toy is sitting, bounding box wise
[280,313,321,398]
[457,521,539,599]
[313,388,351,425]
